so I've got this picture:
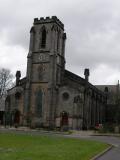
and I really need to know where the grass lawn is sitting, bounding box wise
[0,133,109,160]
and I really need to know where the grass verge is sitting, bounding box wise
[0,133,109,160]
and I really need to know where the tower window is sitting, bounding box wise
[57,31,60,51]
[41,28,46,48]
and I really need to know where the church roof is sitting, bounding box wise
[65,70,85,85]
[65,70,105,96]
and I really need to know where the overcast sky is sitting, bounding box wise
[0,0,120,84]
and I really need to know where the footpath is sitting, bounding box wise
[0,126,120,137]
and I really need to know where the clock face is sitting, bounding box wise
[38,54,49,61]
[33,53,49,63]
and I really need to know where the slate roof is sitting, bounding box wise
[65,70,105,96]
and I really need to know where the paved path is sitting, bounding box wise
[89,136,120,160]
[67,134,120,160]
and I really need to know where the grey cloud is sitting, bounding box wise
[0,0,120,84]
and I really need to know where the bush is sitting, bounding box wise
[98,123,116,133]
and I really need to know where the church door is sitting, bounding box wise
[61,111,68,126]
[14,110,20,124]
[0,111,4,125]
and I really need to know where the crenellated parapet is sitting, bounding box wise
[34,16,64,29]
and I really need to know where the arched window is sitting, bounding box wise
[35,89,43,117]
[41,27,46,48]
[61,111,68,126]
[57,31,60,51]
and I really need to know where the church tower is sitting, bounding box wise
[25,16,66,127]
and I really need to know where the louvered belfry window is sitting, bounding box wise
[41,28,46,48]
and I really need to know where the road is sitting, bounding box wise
[89,136,120,160]
[67,134,120,160]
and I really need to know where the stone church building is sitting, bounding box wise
[5,16,107,130]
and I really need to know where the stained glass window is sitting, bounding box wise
[35,89,43,117]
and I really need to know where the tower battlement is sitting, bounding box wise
[34,16,64,29]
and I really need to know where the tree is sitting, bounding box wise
[0,68,13,98]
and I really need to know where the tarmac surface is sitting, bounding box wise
[66,133,120,160]
[89,136,120,160]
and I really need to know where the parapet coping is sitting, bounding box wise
[34,16,64,29]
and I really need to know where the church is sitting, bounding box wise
[5,16,107,130]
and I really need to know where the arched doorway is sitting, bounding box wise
[0,111,4,125]
[13,110,20,125]
[61,111,68,127]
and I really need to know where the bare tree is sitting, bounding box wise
[0,68,13,98]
